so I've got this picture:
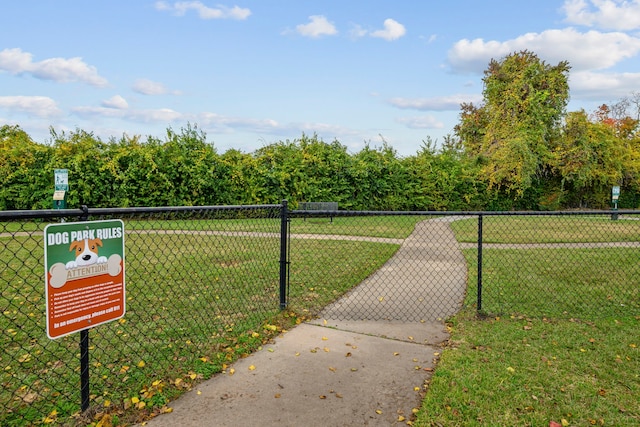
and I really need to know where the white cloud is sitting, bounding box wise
[349,19,407,41]
[73,105,184,123]
[0,96,62,117]
[132,78,180,96]
[296,15,338,38]
[198,112,280,132]
[447,28,640,74]
[570,70,640,98]
[563,0,640,31]
[396,115,444,130]
[389,94,483,111]
[101,95,129,109]
[0,48,108,87]
[155,1,251,20]
[370,19,406,41]
[349,24,368,39]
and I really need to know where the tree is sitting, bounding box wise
[457,50,571,195]
[554,110,626,208]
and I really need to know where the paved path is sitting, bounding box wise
[139,219,466,427]
[316,218,467,323]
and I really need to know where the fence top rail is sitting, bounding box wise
[0,204,283,220]
[289,209,640,217]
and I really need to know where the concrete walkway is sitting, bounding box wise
[140,219,467,426]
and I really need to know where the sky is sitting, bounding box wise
[1,0,640,157]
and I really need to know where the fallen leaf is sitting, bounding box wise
[329,367,336,372]
[507,366,515,373]
[137,360,145,368]
[275,393,281,398]
[229,368,235,376]
[319,395,326,399]
[248,365,256,371]
[375,409,383,415]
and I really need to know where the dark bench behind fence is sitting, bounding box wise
[298,202,338,222]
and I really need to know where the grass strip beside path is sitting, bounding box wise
[417,309,639,426]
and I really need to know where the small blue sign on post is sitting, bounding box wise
[612,185,620,220]
[53,169,69,209]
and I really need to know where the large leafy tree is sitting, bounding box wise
[457,50,571,195]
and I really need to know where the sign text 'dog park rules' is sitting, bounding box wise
[44,219,125,339]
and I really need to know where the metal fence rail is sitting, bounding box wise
[1,205,639,425]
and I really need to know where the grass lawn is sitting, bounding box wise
[416,215,640,426]
[417,309,639,426]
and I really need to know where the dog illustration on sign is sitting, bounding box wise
[66,238,108,269]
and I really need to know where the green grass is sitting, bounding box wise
[1,214,424,239]
[450,215,640,243]
[416,215,640,426]
[417,311,640,426]
[289,215,427,239]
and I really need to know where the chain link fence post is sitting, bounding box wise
[477,214,483,313]
[279,200,289,310]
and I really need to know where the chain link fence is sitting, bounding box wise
[287,210,640,322]
[1,205,639,425]
[1,205,283,426]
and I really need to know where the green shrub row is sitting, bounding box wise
[1,123,638,211]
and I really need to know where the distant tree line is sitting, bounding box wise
[1,51,639,211]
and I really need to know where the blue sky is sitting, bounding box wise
[1,1,639,156]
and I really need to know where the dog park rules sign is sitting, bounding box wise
[44,220,125,339]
